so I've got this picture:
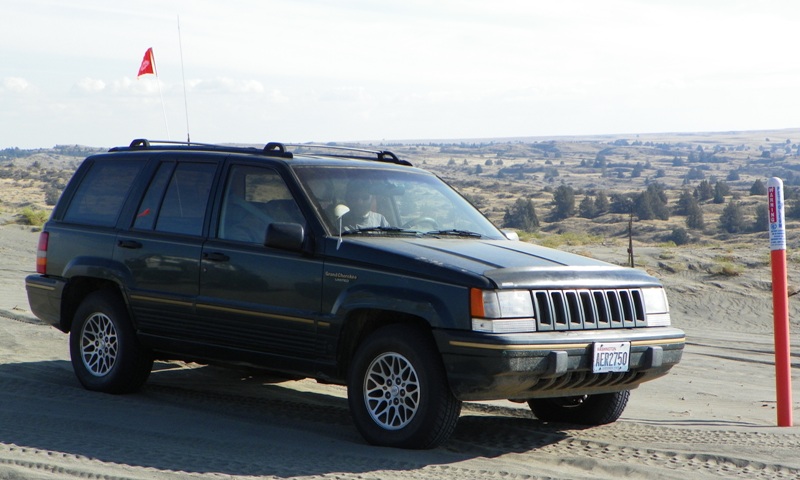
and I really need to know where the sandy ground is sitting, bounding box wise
[1,222,799,479]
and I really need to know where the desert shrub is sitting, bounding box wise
[674,190,695,215]
[578,195,597,218]
[750,179,767,195]
[19,207,48,226]
[538,232,603,248]
[44,186,61,206]
[594,191,610,214]
[668,227,690,246]
[716,262,744,277]
[719,200,745,233]
[753,203,769,232]
[695,180,713,201]
[635,183,669,221]
[686,201,705,230]
[503,197,539,232]
[550,184,575,220]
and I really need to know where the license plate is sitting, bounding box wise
[593,342,630,373]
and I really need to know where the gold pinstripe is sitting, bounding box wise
[449,336,685,351]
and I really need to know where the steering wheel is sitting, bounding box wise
[402,217,439,231]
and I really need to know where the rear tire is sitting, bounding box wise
[528,390,630,425]
[347,324,461,449]
[69,290,153,394]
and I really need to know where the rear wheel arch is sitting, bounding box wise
[61,277,125,332]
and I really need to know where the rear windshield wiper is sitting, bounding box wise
[423,229,483,238]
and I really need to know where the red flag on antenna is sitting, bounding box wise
[137,48,156,77]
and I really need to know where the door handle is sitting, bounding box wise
[117,240,143,249]
[203,252,230,262]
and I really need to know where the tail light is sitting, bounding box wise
[36,232,49,274]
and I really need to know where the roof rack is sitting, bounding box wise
[110,139,294,158]
[284,144,411,166]
[109,139,410,165]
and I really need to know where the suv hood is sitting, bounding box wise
[331,237,661,289]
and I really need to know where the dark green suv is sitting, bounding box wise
[26,139,684,448]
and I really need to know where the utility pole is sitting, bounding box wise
[627,206,634,268]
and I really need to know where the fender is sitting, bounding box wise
[330,283,469,330]
[63,255,135,288]
[59,256,136,331]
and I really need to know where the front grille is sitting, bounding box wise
[532,288,645,331]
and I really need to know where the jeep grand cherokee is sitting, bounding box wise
[26,139,684,448]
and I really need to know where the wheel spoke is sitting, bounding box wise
[80,313,118,377]
[363,352,421,430]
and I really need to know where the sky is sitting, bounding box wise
[2,0,800,149]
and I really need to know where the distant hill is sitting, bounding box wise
[4,128,800,249]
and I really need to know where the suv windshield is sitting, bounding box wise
[294,166,505,239]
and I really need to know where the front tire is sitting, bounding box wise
[69,290,153,394]
[528,390,630,425]
[347,324,461,449]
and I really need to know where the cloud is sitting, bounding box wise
[318,86,371,103]
[269,89,289,103]
[2,77,33,93]
[110,77,162,95]
[74,77,107,93]
[190,77,265,94]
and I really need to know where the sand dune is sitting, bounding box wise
[1,223,798,479]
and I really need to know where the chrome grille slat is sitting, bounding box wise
[531,288,646,331]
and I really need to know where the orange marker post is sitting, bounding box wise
[768,177,793,427]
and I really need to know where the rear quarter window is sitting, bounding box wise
[62,160,144,227]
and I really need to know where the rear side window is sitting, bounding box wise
[62,160,144,227]
[133,162,174,231]
[133,161,217,236]
[155,163,216,235]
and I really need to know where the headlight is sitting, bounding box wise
[470,288,536,333]
[642,287,671,326]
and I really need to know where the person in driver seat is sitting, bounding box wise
[341,183,389,231]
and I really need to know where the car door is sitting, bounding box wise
[115,159,218,338]
[197,163,323,365]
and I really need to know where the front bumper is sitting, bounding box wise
[434,327,685,401]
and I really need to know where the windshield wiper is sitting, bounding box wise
[423,229,483,238]
[341,226,416,236]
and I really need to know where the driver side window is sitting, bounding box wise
[218,165,304,244]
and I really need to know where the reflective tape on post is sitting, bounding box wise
[767,177,793,427]
[769,178,787,251]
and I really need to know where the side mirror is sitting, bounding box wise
[333,204,350,250]
[334,204,350,219]
[502,230,520,241]
[265,222,305,251]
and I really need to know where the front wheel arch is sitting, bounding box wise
[335,309,429,380]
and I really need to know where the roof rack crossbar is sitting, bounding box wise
[128,139,225,149]
[283,144,411,166]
